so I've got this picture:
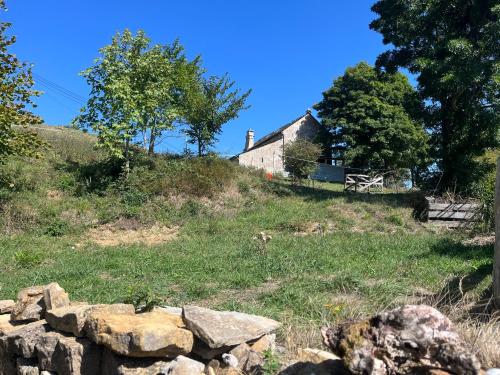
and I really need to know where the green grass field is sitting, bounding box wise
[0,126,496,364]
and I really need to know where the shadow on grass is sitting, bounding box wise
[421,238,495,321]
[266,180,425,209]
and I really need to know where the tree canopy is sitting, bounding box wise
[0,0,44,162]
[76,29,202,175]
[184,74,251,156]
[370,0,500,191]
[314,62,428,172]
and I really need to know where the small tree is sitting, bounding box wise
[284,139,322,182]
[76,30,202,176]
[184,74,251,156]
[0,0,44,163]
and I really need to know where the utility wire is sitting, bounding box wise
[33,73,87,105]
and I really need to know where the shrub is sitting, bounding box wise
[470,149,498,232]
[44,218,70,237]
[284,139,322,182]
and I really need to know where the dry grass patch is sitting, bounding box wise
[81,219,179,247]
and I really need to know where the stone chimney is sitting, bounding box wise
[245,129,254,151]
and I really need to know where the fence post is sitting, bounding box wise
[494,157,500,309]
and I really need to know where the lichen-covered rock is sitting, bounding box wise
[0,300,15,314]
[85,310,193,357]
[45,303,134,337]
[321,305,482,375]
[183,305,280,348]
[0,319,52,358]
[52,336,102,375]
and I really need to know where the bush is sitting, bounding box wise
[470,149,498,232]
[284,139,322,182]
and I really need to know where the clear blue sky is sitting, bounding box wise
[6,0,387,155]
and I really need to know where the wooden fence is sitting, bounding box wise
[344,174,384,193]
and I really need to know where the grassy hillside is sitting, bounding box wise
[0,126,497,366]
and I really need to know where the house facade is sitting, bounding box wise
[235,110,321,175]
[235,110,346,182]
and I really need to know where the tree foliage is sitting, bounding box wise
[314,62,428,171]
[284,139,323,181]
[370,0,500,191]
[184,74,251,156]
[76,29,202,175]
[0,0,43,162]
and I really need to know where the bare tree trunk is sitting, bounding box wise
[148,129,156,156]
[124,138,130,180]
[494,157,500,308]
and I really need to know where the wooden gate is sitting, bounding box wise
[344,174,384,193]
[425,198,482,227]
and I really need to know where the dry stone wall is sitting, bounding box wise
[0,283,495,375]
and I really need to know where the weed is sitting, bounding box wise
[386,214,404,226]
[44,218,70,237]
[123,284,164,312]
[14,250,43,268]
[262,349,281,375]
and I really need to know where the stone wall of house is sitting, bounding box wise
[238,114,320,174]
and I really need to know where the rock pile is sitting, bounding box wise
[0,283,280,375]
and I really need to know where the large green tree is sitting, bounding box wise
[0,0,43,162]
[76,30,202,175]
[370,0,500,191]
[314,62,428,174]
[184,74,251,156]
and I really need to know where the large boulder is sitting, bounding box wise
[182,306,280,348]
[85,310,193,358]
[160,355,205,374]
[45,303,134,337]
[321,305,482,375]
[11,283,70,322]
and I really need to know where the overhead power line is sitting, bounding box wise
[32,73,87,105]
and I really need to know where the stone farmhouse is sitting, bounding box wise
[234,110,345,181]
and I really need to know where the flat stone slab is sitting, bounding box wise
[0,314,16,335]
[0,300,15,314]
[85,310,193,358]
[182,305,280,348]
[45,303,134,337]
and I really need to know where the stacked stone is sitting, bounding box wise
[0,283,280,375]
